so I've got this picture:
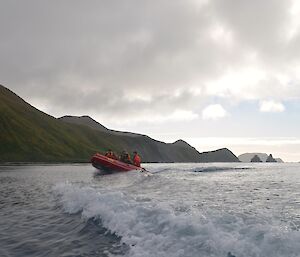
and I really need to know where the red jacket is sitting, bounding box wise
[133,154,141,167]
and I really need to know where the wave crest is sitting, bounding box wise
[53,183,300,257]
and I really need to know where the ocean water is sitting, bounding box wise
[0,163,299,257]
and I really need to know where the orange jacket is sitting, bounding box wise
[133,154,141,167]
[105,152,118,160]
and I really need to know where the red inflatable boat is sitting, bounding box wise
[91,153,142,172]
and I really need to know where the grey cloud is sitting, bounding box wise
[210,0,290,53]
[1,0,299,121]
[44,85,203,120]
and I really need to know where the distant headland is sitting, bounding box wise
[238,153,283,163]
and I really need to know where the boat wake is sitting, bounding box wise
[193,167,253,173]
[53,182,300,257]
[142,164,254,174]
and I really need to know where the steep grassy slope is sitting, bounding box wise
[0,86,122,162]
[0,85,204,162]
[0,85,239,163]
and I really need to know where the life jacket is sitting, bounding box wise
[125,153,131,163]
[133,154,141,167]
[120,153,131,164]
[105,152,115,159]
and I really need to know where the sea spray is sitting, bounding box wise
[53,182,300,257]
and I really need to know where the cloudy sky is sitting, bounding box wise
[1,0,300,161]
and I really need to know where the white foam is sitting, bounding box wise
[53,183,300,257]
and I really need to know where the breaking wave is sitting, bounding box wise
[53,183,300,257]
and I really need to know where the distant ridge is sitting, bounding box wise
[239,153,268,162]
[275,158,284,163]
[59,115,141,137]
[239,152,283,163]
[59,116,240,162]
[0,84,239,163]
[198,148,239,162]
[172,139,193,148]
[59,115,108,132]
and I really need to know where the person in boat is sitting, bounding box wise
[120,151,132,164]
[132,151,141,167]
[105,149,118,160]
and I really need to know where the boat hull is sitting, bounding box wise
[91,153,141,172]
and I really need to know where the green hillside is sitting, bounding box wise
[0,85,205,162]
[0,86,120,162]
[0,85,239,163]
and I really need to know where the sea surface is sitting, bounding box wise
[0,163,299,257]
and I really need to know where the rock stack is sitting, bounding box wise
[251,155,262,162]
